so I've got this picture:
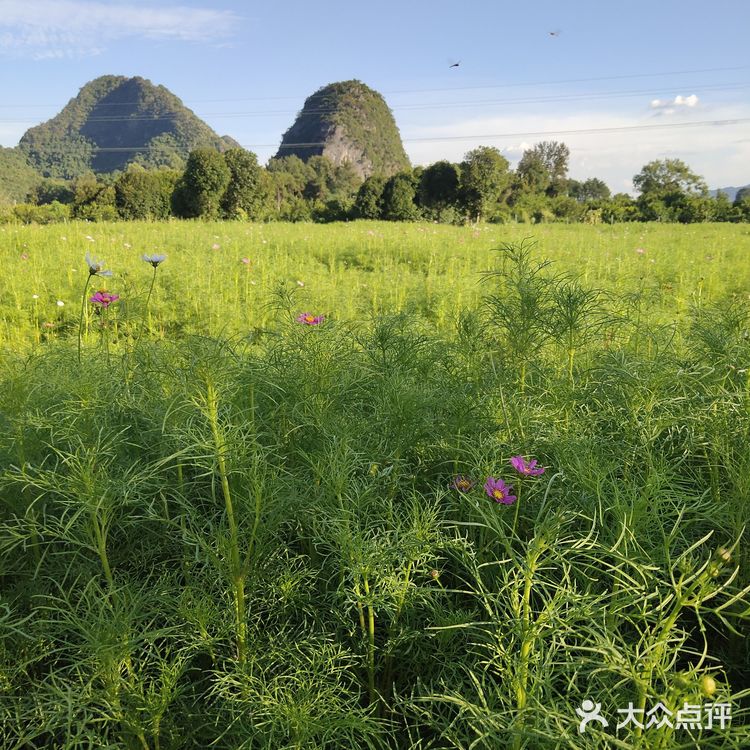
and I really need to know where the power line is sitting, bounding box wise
[1,65,748,109]
[3,82,747,124]
[24,117,749,153]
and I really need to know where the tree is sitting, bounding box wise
[353,175,386,219]
[735,191,750,222]
[600,193,638,223]
[549,195,583,222]
[419,161,460,221]
[633,159,707,198]
[516,141,570,196]
[381,172,419,221]
[459,147,510,222]
[221,148,268,220]
[265,155,315,219]
[29,179,75,206]
[568,177,610,202]
[631,159,707,222]
[72,172,117,221]
[115,165,180,220]
[173,148,231,219]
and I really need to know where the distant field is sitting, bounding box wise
[1,221,749,749]
[2,221,749,348]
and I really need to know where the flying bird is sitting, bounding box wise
[449,60,461,68]
[548,30,561,37]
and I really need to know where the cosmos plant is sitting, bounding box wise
[79,253,114,363]
[483,477,516,505]
[297,312,325,325]
[509,456,545,476]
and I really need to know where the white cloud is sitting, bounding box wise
[0,0,239,58]
[650,94,699,111]
[500,141,532,155]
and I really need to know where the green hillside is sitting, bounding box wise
[0,147,40,204]
[276,80,410,178]
[18,76,236,179]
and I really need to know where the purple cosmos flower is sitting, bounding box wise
[297,313,325,325]
[484,477,516,505]
[89,291,120,308]
[85,253,112,277]
[451,475,475,493]
[143,254,166,268]
[509,456,545,476]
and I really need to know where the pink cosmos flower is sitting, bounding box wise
[297,312,325,325]
[635,248,646,254]
[240,257,251,265]
[484,477,516,505]
[89,291,120,308]
[509,456,545,476]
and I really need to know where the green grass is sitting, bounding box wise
[3,221,749,348]
[0,221,749,749]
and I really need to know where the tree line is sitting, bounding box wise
[2,142,749,224]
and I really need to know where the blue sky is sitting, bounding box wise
[0,0,748,192]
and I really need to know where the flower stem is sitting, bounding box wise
[513,540,543,750]
[512,480,522,538]
[363,575,376,705]
[77,274,92,364]
[134,267,158,350]
[91,511,114,589]
[205,378,246,666]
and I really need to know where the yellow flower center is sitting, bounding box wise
[493,489,504,499]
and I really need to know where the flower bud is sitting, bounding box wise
[714,547,732,566]
[700,675,717,698]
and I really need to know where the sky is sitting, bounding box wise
[0,0,748,193]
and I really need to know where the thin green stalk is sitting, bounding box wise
[77,274,92,363]
[382,559,413,697]
[205,378,246,666]
[512,480,523,539]
[362,575,376,705]
[91,511,114,589]
[513,541,543,750]
[102,308,110,365]
[142,267,158,341]
[567,330,576,382]
[353,579,367,635]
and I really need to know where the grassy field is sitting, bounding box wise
[3,221,750,346]
[1,221,749,749]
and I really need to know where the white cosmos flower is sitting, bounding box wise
[143,254,167,268]
[85,253,112,277]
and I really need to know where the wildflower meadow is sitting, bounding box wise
[0,220,749,749]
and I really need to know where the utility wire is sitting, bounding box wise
[2,82,746,124]
[1,64,747,109]
[24,117,749,153]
